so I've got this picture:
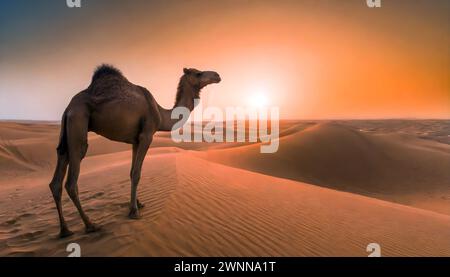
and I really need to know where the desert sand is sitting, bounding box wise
[201,122,450,215]
[0,120,449,256]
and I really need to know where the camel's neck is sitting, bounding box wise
[157,77,200,131]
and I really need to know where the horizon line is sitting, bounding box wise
[1,117,449,123]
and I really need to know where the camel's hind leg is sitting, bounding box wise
[49,150,72,238]
[64,112,100,233]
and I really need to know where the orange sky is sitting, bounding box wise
[0,0,448,120]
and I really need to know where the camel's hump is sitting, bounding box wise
[91,64,124,82]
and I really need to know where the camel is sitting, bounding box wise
[49,65,221,238]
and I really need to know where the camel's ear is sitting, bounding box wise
[183,68,191,74]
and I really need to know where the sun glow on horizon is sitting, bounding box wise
[0,1,448,120]
[248,93,269,108]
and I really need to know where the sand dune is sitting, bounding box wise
[200,122,450,215]
[0,152,449,257]
[0,121,264,181]
[0,121,449,256]
[0,122,229,178]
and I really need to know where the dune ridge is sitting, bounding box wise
[1,152,449,257]
[0,121,449,256]
[200,122,450,215]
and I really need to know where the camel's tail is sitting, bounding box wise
[56,112,68,156]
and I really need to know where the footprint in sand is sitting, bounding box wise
[2,213,34,226]
[83,191,105,201]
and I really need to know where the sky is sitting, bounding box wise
[0,0,449,120]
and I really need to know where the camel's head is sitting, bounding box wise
[183,68,221,88]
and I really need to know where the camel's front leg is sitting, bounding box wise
[129,134,151,219]
[130,144,146,210]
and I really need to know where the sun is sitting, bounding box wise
[248,92,269,108]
